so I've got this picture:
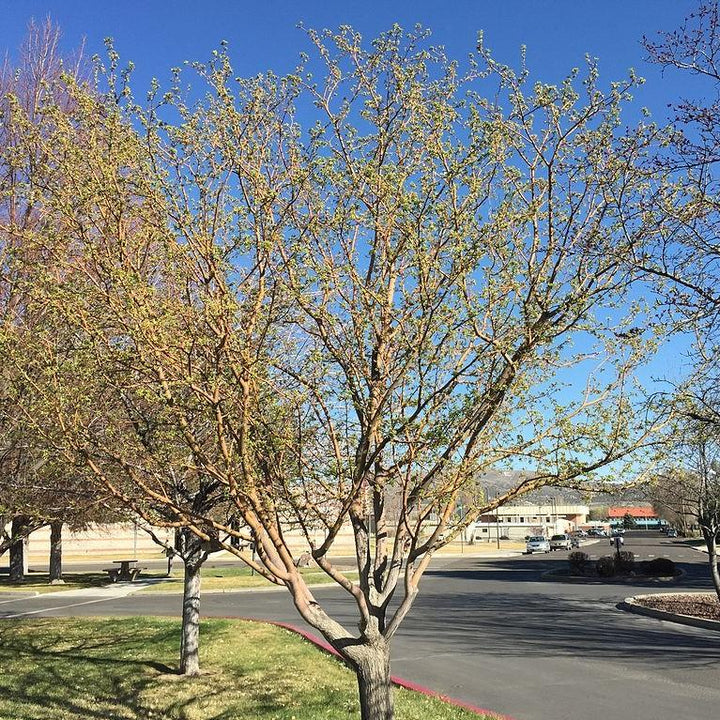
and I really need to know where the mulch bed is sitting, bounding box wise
[636,593,720,621]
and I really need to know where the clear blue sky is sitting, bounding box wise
[0,1,703,124]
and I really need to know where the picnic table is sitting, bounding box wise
[105,559,144,582]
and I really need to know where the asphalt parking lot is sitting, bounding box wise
[2,531,718,720]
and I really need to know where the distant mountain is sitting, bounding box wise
[475,470,651,507]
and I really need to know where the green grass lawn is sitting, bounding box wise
[138,563,359,593]
[0,565,357,594]
[0,617,491,720]
[0,572,142,594]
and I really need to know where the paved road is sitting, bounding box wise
[2,532,719,720]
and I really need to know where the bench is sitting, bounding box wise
[127,566,146,581]
[104,566,147,582]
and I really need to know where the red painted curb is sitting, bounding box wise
[266,620,516,720]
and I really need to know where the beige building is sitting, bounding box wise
[471,503,589,541]
[19,522,357,564]
[23,522,174,563]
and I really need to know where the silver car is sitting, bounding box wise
[526,535,550,554]
[550,533,572,551]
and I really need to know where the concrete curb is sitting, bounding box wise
[619,593,720,632]
[0,591,40,603]
[267,620,517,720]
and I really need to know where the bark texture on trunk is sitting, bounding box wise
[706,534,720,602]
[179,545,203,676]
[352,643,394,720]
[9,516,28,582]
[49,521,63,583]
[285,556,401,720]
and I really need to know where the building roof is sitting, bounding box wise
[608,506,658,518]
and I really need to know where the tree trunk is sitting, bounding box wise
[49,521,64,583]
[705,532,720,602]
[353,642,394,720]
[9,516,29,583]
[179,540,203,676]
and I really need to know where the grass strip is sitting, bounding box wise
[0,572,127,594]
[0,565,357,594]
[0,616,492,719]
[138,564,359,593]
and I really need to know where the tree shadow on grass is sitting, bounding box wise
[0,618,230,720]
[0,617,365,720]
[0,571,169,593]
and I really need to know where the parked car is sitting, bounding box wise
[549,533,572,551]
[666,528,678,538]
[588,529,607,537]
[526,536,551,554]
